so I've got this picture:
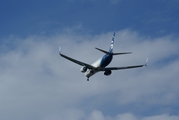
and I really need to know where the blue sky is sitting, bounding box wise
[1,0,179,38]
[0,0,179,120]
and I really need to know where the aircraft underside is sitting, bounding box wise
[85,69,98,81]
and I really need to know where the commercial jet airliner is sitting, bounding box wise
[59,33,148,81]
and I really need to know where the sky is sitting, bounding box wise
[0,0,179,120]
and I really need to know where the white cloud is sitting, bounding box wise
[87,110,105,120]
[142,114,179,120]
[115,113,137,120]
[0,30,178,120]
[85,111,179,120]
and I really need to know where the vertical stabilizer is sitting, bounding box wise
[109,32,115,53]
[95,32,131,55]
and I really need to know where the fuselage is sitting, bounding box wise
[85,54,113,78]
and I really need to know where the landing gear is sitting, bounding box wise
[87,78,89,81]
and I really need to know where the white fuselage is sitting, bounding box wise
[84,54,113,78]
[84,57,102,78]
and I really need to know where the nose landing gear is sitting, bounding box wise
[87,77,89,81]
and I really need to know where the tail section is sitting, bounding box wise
[109,32,115,53]
[95,32,132,55]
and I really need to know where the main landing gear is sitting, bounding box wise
[87,77,89,81]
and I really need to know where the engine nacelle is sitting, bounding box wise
[104,70,112,76]
[80,66,87,73]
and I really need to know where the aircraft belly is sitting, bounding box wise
[85,70,98,78]
[100,54,112,68]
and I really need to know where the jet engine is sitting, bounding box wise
[80,66,87,73]
[104,70,112,76]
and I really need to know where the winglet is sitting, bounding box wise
[145,58,148,67]
[59,46,62,55]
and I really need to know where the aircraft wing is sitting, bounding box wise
[59,47,96,69]
[104,65,144,71]
[102,58,148,71]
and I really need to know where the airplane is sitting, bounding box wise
[59,32,148,81]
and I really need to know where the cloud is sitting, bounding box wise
[86,111,179,120]
[87,110,105,120]
[0,30,178,120]
[142,114,179,120]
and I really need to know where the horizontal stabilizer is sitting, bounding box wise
[113,52,132,55]
[95,47,110,54]
[95,47,132,55]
